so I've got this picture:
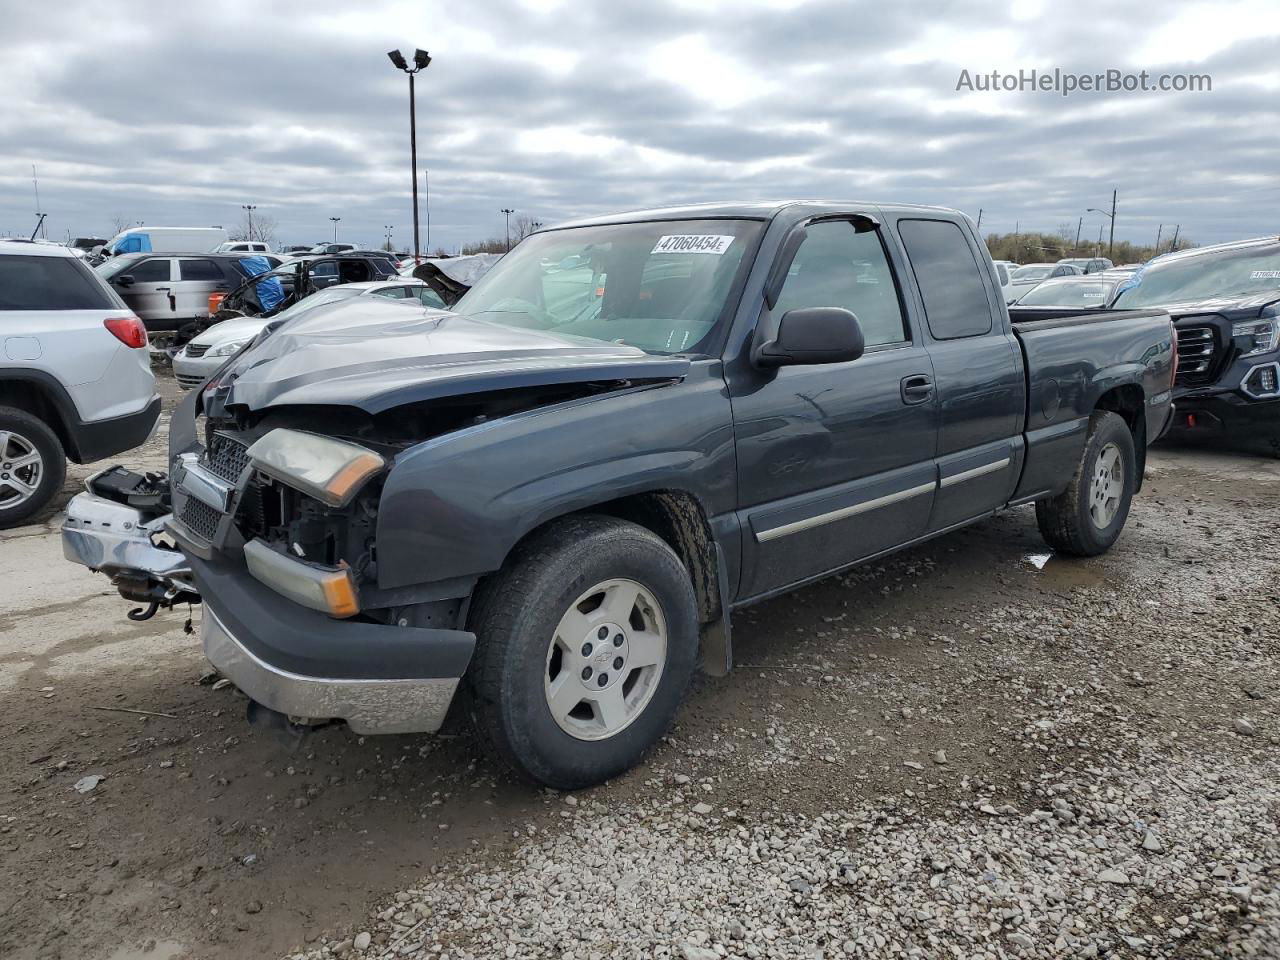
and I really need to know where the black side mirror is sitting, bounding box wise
[115,274,135,287]
[754,307,865,368]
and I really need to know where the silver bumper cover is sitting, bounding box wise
[201,605,459,735]
[62,491,192,588]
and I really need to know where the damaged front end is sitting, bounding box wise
[62,466,199,621]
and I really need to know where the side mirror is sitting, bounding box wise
[115,274,135,288]
[754,307,865,368]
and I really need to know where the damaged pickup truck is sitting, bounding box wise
[63,201,1176,789]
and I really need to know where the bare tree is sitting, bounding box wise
[512,214,542,242]
[109,213,131,235]
[228,210,279,245]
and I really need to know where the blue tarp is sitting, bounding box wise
[240,255,285,313]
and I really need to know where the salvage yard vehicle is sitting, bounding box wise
[172,279,448,389]
[62,200,1175,789]
[1007,261,1083,301]
[96,252,283,334]
[98,226,228,258]
[0,240,159,527]
[1111,236,1280,455]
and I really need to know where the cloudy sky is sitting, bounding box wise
[0,0,1277,252]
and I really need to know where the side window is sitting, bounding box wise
[773,221,908,348]
[416,287,446,308]
[129,258,173,283]
[897,219,993,340]
[370,286,408,299]
[180,259,222,282]
[0,255,116,310]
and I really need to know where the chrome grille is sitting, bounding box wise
[1175,325,1219,386]
[184,343,211,358]
[179,497,221,542]
[203,433,251,483]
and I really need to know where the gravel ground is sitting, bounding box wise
[1,374,1276,960]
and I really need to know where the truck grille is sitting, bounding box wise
[203,433,251,483]
[1175,324,1221,386]
[184,343,211,358]
[179,497,222,542]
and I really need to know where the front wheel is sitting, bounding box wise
[466,515,699,789]
[1035,410,1136,556]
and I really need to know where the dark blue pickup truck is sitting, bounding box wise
[64,200,1175,788]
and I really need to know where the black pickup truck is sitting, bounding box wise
[63,201,1175,789]
[1110,236,1280,456]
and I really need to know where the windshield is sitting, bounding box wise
[1012,265,1052,280]
[1112,242,1280,308]
[453,218,763,355]
[1017,279,1117,307]
[94,255,142,279]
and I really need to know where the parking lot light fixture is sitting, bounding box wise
[241,204,257,242]
[388,47,431,264]
[501,208,515,252]
[329,217,341,243]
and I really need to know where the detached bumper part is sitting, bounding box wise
[190,555,475,735]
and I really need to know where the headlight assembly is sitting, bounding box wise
[1232,318,1279,358]
[207,337,253,357]
[247,429,386,507]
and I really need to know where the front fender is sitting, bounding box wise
[374,363,737,590]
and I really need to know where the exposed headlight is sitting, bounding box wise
[1232,318,1279,358]
[243,539,360,617]
[247,429,385,507]
[207,337,253,357]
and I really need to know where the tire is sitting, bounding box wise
[465,515,699,789]
[0,406,66,529]
[1035,410,1135,556]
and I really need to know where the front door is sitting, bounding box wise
[118,257,175,326]
[730,218,939,598]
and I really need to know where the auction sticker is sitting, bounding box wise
[651,235,735,255]
[1251,270,1280,279]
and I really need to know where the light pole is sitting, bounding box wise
[1087,189,1116,259]
[387,48,431,264]
[329,217,341,243]
[241,204,257,242]
[384,224,394,252]
[500,208,515,252]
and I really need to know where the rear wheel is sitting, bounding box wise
[1035,410,1135,556]
[466,515,699,789]
[0,407,66,529]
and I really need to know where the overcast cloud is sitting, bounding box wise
[0,0,1277,251]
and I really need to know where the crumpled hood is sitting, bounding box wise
[220,298,689,414]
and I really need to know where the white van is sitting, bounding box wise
[102,226,228,257]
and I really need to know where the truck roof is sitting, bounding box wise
[550,199,968,231]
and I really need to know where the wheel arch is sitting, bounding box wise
[499,488,732,676]
[0,373,76,459]
[1093,383,1147,491]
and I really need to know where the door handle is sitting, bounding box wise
[900,375,933,405]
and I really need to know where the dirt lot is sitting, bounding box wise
[1,374,1276,960]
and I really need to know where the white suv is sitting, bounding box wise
[0,240,160,527]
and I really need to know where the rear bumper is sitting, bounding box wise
[69,395,162,463]
[191,554,475,734]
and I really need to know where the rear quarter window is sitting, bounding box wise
[0,255,119,311]
[897,219,994,340]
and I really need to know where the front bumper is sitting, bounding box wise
[172,353,224,390]
[191,554,475,735]
[1168,389,1280,441]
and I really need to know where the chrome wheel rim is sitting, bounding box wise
[0,431,44,511]
[1089,442,1123,529]
[544,578,667,741]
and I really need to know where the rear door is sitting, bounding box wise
[730,216,939,598]
[176,258,229,318]
[894,218,1026,532]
